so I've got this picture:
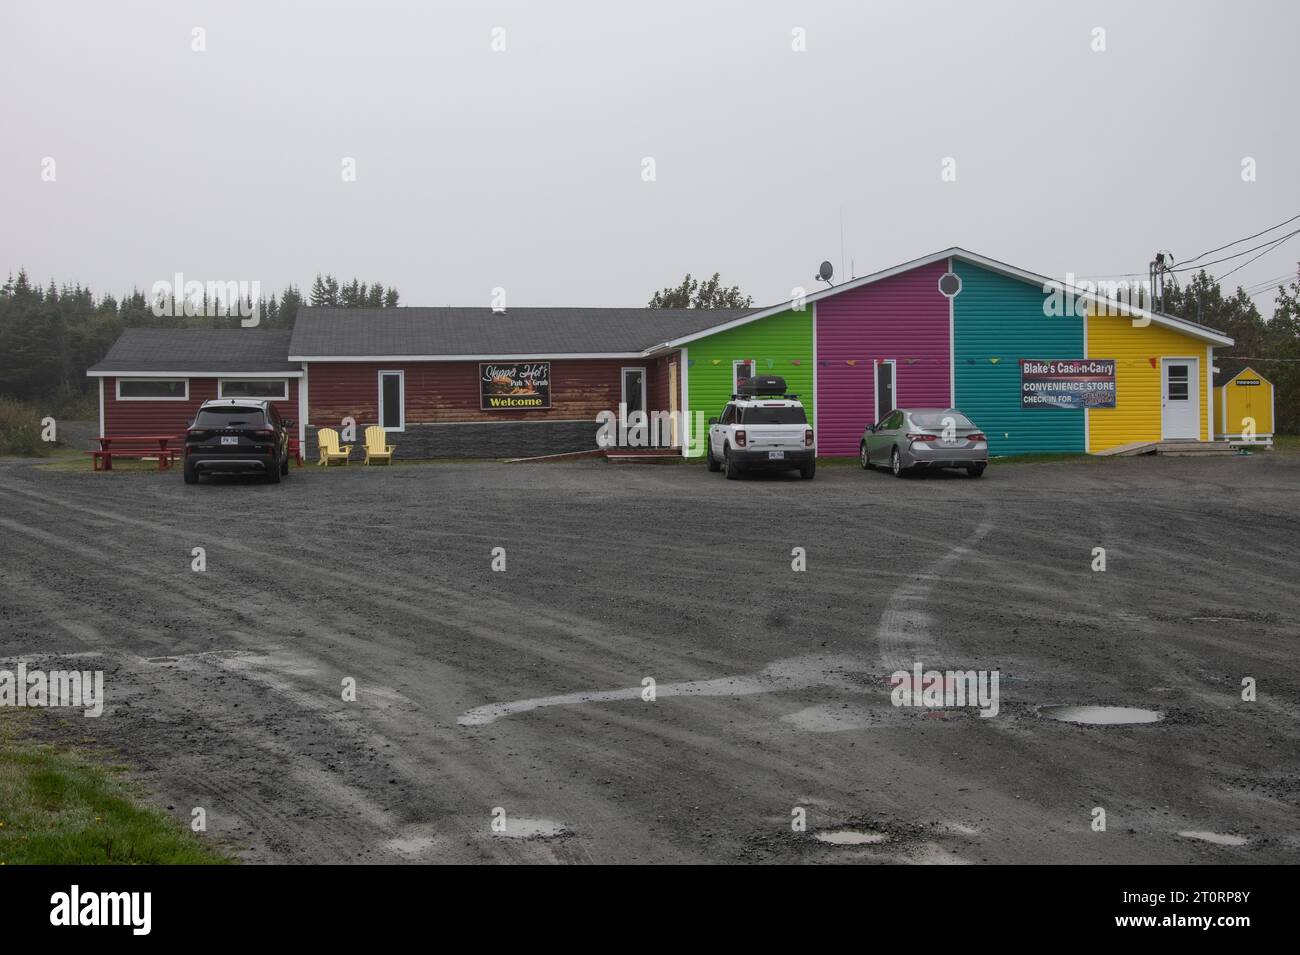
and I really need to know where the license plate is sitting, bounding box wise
[768,451,784,460]
[221,436,238,445]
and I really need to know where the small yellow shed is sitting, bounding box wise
[1213,365,1274,445]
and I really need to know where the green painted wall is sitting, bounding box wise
[684,308,813,456]
[953,261,1086,455]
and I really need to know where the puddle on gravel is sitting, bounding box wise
[814,829,888,845]
[493,817,570,839]
[782,704,882,732]
[1179,830,1248,846]
[1039,705,1163,725]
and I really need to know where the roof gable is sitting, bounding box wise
[661,248,1234,348]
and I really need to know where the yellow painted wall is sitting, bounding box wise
[1216,366,1273,437]
[1086,312,1211,452]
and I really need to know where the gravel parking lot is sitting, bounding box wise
[1,452,1298,863]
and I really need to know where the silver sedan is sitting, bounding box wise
[860,408,988,478]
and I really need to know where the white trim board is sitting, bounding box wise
[680,346,690,458]
[290,352,645,363]
[89,370,302,378]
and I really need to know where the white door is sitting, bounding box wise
[1161,358,1199,440]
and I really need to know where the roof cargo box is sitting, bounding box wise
[738,375,787,397]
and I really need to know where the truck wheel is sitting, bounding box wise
[800,458,816,480]
[724,446,741,480]
[706,443,721,472]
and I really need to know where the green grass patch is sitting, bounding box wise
[33,455,168,474]
[0,713,231,865]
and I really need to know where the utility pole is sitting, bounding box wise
[1149,251,1172,313]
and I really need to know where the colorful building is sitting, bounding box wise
[87,248,1236,460]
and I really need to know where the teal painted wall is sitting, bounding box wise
[685,308,813,456]
[953,262,1085,455]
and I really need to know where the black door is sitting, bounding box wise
[876,361,895,422]
[380,372,403,430]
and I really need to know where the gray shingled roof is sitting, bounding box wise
[287,307,758,358]
[87,329,298,374]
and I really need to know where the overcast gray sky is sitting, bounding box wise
[3,0,1297,313]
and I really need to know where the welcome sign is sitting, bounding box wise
[1021,359,1116,409]
[480,362,551,410]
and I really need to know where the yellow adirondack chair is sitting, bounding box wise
[316,427,353,466]
[364,425,395,465]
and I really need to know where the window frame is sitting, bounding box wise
[377,369,405,433]
[732,359,755,393]
[620,366,647,416]
[218,378,289,401]
[115,378,189,401]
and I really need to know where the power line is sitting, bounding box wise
[1242,270,1299,291]
[1169,227,1300,274]
[1213,230,1300,284]
[1174,211,1300,269]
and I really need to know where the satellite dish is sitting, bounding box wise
[817,261,834,283]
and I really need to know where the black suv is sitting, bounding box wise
[183,399,292,484]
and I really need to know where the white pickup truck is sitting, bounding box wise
[705,376,816,480]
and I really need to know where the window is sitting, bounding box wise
[1166,364,1190,401]
[740,406,807,425]
[732,360,755,392]
[219,379,288,400]
[378,370,404,431]
[910,411,972,429]
[193,406,266,428]
[719,404,736,426]
[117,379,188,400]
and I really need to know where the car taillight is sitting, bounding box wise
[906,433,937,442]
[254,429,274,438]
[967,432,986,442]
[735,429,747,447]
[804,429,814,447]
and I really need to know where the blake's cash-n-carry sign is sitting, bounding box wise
[1021,359,1116,409]
[480,362,551,410]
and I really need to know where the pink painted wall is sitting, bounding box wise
[815,260,952,455]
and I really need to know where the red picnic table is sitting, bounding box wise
[87,434,183,471]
